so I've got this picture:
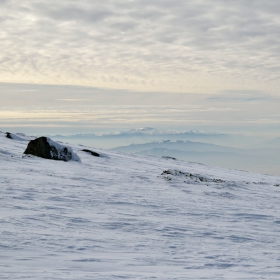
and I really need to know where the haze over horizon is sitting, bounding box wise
[1,0,280,137]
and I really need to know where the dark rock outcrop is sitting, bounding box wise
[5,132,25,141]
[6,132,12,139]
[81,149,100,157]
[162,156,176,160]
[23,137,81,162]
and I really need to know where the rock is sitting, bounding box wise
[23,137,81,162]
[6,132,12,139]
[81,149,100,157]
[162,156,176,160]
[5,132,25,140]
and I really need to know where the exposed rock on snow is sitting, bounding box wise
[161,169,226,184]
[81,149,100,157]
[5,132,12,139]
[23,137,81,162]
[5,132,25,140]
[162,156,177,160]
[5,132,34,141]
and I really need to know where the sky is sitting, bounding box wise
[0,0,280,136]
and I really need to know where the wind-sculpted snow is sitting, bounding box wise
[1,132,280,279]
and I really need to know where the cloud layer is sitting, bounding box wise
[1,83,279,136]
[1,0,280,93]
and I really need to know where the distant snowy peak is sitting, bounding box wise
[127,139,215,146]
[89,127,160,136]
[50,127,226,138]
[109,127,222,136]
[70,128,225,137]
[120,127,159,135]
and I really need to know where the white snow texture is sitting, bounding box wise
[1,131,280,279]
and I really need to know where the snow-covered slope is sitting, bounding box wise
[1,131,280,279]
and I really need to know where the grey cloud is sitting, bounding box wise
[33,5,113,23]
[208,90,275,102]
[0,0,280,93]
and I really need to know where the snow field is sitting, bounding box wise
[1,132,280,279]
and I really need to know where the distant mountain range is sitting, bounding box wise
[51,127,272,149]
[110,140,280,176]
[110,140,238,154]
[3,128,280,175]
[53,127,226,138]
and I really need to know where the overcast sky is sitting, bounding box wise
[0,0,280,135]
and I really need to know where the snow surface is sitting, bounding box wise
[1,131,280,279]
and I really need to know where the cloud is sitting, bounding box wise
[208,90,274,101]
[1,83,280,137]
[0,0,280,94]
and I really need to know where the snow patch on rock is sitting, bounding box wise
[46,137,81,162]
